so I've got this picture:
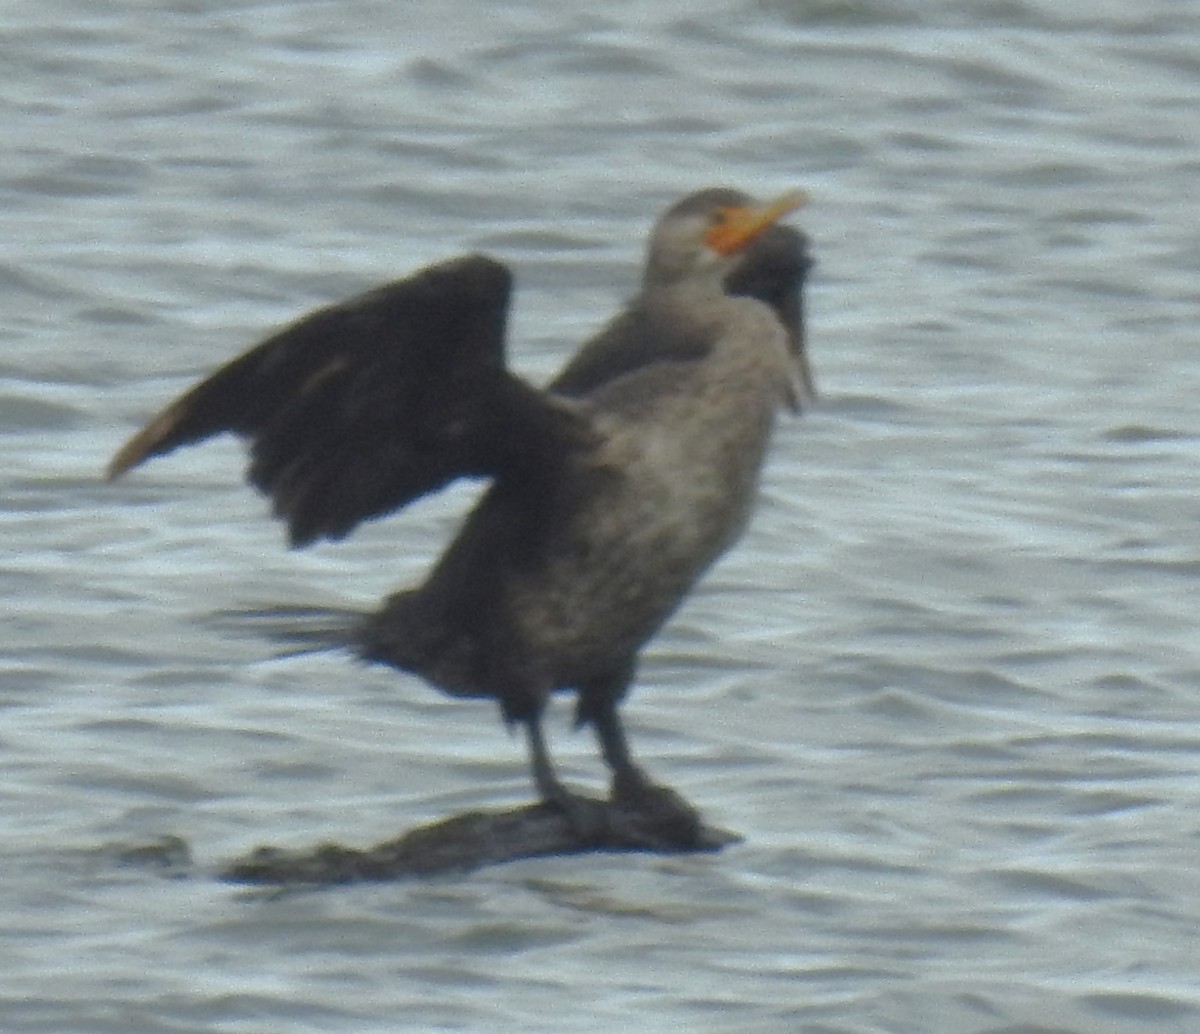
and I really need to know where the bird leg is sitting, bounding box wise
[522,712,608,840]
[573,665,655,799]
[588,700,704,846]
[590,698,651,799]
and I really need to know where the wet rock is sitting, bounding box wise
[222,799,740,886]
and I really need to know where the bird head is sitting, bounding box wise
[643,188,807,289]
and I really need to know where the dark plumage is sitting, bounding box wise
[108,187,814,834]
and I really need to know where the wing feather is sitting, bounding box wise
[108,254,593,546]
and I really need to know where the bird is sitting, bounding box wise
[107,187,814,841]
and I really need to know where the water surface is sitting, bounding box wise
[3,1,1199,1031]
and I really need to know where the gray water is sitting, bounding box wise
[3,1,1200,1031]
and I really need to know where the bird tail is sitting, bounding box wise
[199,604,365,658]
[358,591,492,701]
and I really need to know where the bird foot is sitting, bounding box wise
[609,770,705,850]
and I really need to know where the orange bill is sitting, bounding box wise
[705,189,808,256]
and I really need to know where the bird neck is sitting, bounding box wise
[641,262,729,295]
[641,242,735,292]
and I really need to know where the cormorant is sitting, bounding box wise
[107,187,814,838]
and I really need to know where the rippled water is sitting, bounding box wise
[4,1,1200,1031]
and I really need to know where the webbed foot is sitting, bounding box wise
[610,767,705,849]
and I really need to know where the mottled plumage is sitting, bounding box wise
[108,187,813,832]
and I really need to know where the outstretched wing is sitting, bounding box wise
[107,253,593,547]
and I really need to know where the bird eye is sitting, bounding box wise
[710,208,732,226]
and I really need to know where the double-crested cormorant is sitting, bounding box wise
[108,187,814,837]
